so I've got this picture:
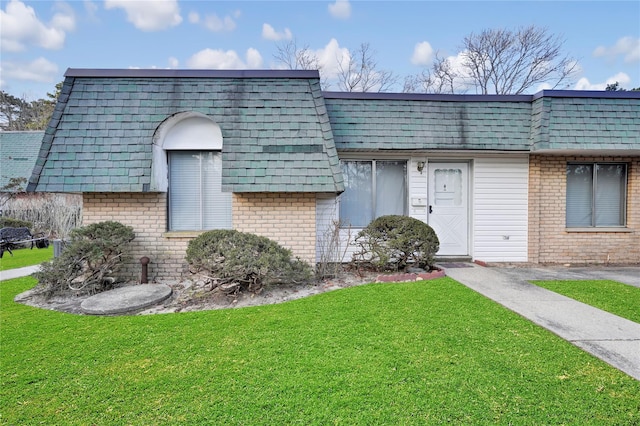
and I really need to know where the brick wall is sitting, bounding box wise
[83,193,191,282]
[528,155,639,264]
[232,193,317,265]
[82,192,318,282]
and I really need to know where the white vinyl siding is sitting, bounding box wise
[408,158,428,223]
[473,156,529,262]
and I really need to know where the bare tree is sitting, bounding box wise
[403,53,460,94]
[336,43,398,92]
[406,26,577,94]
[274,39,321,71]
[0,177,27,209]
[273,39,330,88]
[464,26,577,94]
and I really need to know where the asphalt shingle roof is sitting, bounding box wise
[324,93,533,151]
[325,91,640,153]
[28,69,344,193]
[1,131,44,190]
[530,94,640,151]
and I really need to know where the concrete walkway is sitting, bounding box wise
[0,265,40,281]
[442,263,640,381]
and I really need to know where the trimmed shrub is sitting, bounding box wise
[352,215,439,271]
[186,230,312,294]
[0,217,32,229]
[33,221,135,298]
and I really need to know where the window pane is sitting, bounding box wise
[595,164,625,226]
[201,152,232,229]
[340,161,373,227]
[376,161,406,216]
[169,152,202,230]
[433,168,463,207]
[169,151,231,231]
[566,164,593,227]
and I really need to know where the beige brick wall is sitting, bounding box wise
[83,193,192,282]
[82,192,318,282]
[232,193,316,265]
[528,155,640,264]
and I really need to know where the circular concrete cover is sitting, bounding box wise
[81,284,172,315]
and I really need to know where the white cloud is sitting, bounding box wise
[593,36,640,63]
[2,57,59,83]
[312,38,350,79]
[262,23,292,41]
[411,41,434,66]
[0,0,75,52]
[574,72,631,90]
[188,11,199,24]
[420,51,474,93]
[328,0,351,19]
[104,0,182,31]
[168,56,179,68]
[186,48,264,69]
[246,48,263,68]
[203,13,236,32]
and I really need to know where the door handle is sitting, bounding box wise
[429,205,433,214]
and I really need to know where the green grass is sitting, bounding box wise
[0,246,53,271]
[532,280,640,324]
[2,277,639,425]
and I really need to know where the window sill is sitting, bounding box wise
[565,227,633,233]
[163,230,206,239]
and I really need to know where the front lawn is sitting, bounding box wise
[1,277,639,425]
[0,245,53,271]
[533,280,640,324]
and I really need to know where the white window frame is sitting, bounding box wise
[339,159,407,228]
[566,162,628,228]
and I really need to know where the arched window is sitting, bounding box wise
[153,113,232,231]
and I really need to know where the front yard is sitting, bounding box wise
[1,276,638,425]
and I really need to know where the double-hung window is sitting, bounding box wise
[168,151,232,231]
[566,163,627,228]
[340,160,407,227]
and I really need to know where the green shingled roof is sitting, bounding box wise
[325,94,533,151]
[1,131,44,190]
[531,95,640,151]
[325,91,640,153]
[28,69,344,193]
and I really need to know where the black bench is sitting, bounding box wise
[0,227,50,258]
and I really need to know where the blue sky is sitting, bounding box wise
[1,0,639,100]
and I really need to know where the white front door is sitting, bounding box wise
[428,162,469,256]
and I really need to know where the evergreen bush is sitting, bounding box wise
[352,215,439,271]
[186,229,312,294]
[33,221,135,298]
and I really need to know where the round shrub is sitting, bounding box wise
[33,221,135,298]
[352,215,439,271]
[186,230,312,294]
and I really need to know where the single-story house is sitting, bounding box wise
[27,69,640,281]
